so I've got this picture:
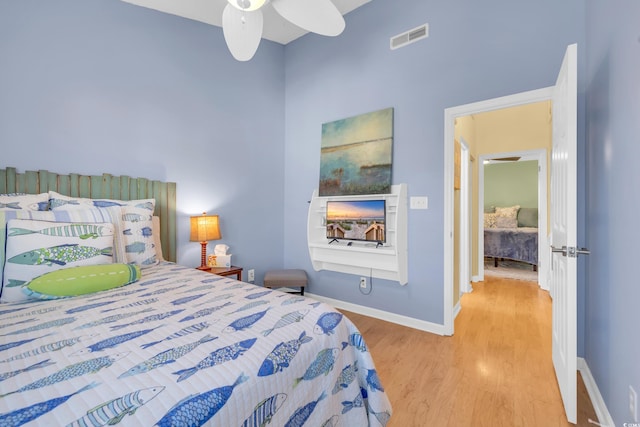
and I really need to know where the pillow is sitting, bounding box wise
[517,207,538,228]
[495,216,518,228]
[484,213,497,228]
[48,191,155,212]
[1,219,115,303]
[22,263,141,300]
[46,206,127,264]
[0,210,57,292]
[50,192,158,268]
[121,205,158,268]
[495,205,520,220]
[0,193,49,211]
[152,216,165,262]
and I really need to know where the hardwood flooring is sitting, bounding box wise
[342,275,598,426]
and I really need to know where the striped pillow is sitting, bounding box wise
[49,192,158,268]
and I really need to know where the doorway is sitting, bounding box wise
[443,87,553,336]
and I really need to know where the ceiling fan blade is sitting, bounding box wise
[222,4,264,61]
[271,0,345,37]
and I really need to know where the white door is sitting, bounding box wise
[550,43,578,424]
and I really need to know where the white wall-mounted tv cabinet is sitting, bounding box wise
[307,183,407,285]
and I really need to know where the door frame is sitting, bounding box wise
[443,87,553,335]
[477,148,549,290]
[458,137,472,295]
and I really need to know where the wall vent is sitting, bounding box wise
[390,23,429,50]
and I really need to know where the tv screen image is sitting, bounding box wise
[326,200,386,243]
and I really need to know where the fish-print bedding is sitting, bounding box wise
[0,262,392,426]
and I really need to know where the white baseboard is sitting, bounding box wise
[472,275,482,283]
[578,357,615,427]
[305,292,446,336]
[453,300,461,319]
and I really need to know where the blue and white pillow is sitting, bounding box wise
[0,193,49,211]
[49,191,158,268]
[48,191,154,212]
[0,210,56,293]
[1,219,115,303]
[47,206,127,264]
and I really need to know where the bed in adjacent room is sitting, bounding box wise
[483,205,539,270]
[0,168,392,427]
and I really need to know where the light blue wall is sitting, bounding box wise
[585,0,640,424]
[0,0,286,280]
[283,0,585,324]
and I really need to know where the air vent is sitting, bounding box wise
[390,23,429,50]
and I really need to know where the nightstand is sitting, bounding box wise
[207,266,243,281]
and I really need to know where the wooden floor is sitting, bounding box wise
[342,275,598,426]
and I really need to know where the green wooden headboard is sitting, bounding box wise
[0,167,177,262]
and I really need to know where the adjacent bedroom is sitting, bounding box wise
[483,158,540,283]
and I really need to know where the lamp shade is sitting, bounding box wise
[190,213,221,242]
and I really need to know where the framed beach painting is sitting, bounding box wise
[319,107,394,196]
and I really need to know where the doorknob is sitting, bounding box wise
[551,245,590,257]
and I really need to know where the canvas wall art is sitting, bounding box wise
[319,107,394,196]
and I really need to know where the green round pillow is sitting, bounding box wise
[23,263,141,299]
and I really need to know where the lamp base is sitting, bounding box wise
[198,241,211,271]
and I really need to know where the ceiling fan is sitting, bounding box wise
[492,156,521,162]
[223,0,345,61]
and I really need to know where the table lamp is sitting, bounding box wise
[190,212,221,271]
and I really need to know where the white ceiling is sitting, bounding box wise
[121,0,371,45]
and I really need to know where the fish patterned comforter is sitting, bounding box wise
[0,262,392,426]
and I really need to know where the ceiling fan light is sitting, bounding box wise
[227,0,266,12]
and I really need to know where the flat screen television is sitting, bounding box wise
[326,199,386,244]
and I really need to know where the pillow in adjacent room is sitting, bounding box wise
[493,205,520,229]
[1,219,115,303]
[495,216,518,228]
[495,205,520,220]
[49,191,157,268]
[517,207,539,228]
[484,213,497,228]
[0,193,49,211]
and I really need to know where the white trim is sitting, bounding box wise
[306,292,447,336]
[459,138,472,294]
[453,300,462,319]
[471,275,481,282]
[444,86,553,335]
[577,357,615,427]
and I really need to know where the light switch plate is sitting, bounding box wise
[410,196,428,209]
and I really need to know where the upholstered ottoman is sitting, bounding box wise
[264,269,307,295]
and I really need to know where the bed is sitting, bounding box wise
[483,206,539,269]
[0,168,392,427]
